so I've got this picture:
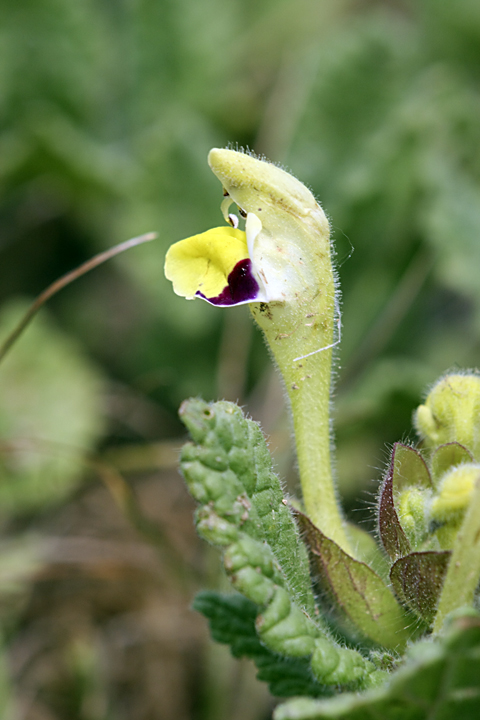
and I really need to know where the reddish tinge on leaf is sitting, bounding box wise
[390,551,451,625]
[378,444,431,560]
[295,510,409,650]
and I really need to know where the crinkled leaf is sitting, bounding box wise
[431,442,473,486]
[181,401,377,688]
[296,511,409,650]
[193,591,332,699]
[390,551,451,625]
[274,613,480,720]
[180,399,315,612]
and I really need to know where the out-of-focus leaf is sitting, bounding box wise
[0,300,104,514]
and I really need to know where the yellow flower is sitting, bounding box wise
[164,148,332,309]
[165,212,270,306]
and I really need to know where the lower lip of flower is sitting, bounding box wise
[196,258,261,306]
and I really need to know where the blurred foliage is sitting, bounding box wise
[0,0,480,717]
[0,301,103,516]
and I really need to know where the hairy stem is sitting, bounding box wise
[251,286,349,553]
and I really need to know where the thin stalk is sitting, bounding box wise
[0,233,157,365]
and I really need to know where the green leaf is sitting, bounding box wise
[180,398,315,612]
[391,443,432,495]
[346,523,391,583]
[274,612,480,720]
[180,399,380,688]
[433,476,480,632]
[193,591,332,699]
[296,511,409,650]
[378,444,432,558]
[390,551,451,625]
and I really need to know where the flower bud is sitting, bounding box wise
[429,463,480,549]
[396,487,428,547]
[414,373,480,459]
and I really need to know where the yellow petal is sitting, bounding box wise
[165,227,249,301]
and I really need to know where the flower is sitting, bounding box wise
[165,213,270,306]
[164,148,331,309]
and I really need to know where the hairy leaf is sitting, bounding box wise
[193,591,332,699]
[391,443,432,494]
[346,523,390,583]
[180,399,380,688]
[274,612,480,720]
[378,461,411,561]
[296,511,409,650]
[390,551,451,625]
[180,398,314,611]
[378,443,431,559]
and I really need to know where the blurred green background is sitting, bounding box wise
[1,0,480,717]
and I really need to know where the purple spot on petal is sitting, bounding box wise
[197,259,260,306]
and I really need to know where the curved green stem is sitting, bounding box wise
[251,288,350,553]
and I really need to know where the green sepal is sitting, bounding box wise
[430,442,474,485]
[274,611,480,720]
[414,373,480,459]
[296,510,410,650]
[378,444,432,558]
